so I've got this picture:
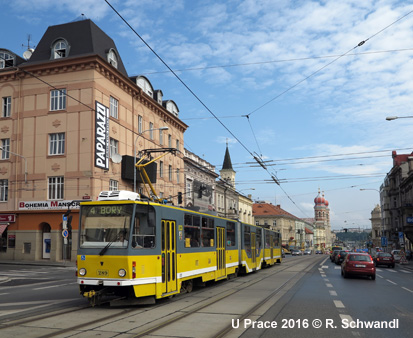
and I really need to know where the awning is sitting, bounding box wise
[0,223,9,236]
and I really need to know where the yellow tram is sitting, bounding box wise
[77,190,282,305]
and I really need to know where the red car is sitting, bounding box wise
[374,252,395,268]
[341,253,376,280]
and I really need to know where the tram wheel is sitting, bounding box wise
[182,280,193,293]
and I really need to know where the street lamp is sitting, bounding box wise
[0,146,27,183]
[133,126,168,193]
[386,115,413,121]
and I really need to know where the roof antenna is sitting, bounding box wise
[22,34,35,60]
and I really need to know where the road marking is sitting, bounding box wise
[326,283,333,288]
[334,300,345,308]
[400,270,411,274]
[386,279,397,285]
[377,274,384,278]
[334,266,341,269]
[340,314,353,322]
[0,293,9,296]
[324,278,329,282]
[322,265,329,269]
[388,270,397,273]
[329,290,337,296]
[376,268,382,271]
[33,282,77,290]
[402,287,413,293]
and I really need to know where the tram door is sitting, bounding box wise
[270,234,274,265]
[251,232,257,270]
[216,227,226,279]
[161,220,177,294]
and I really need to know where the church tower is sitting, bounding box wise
[220,142,236,187]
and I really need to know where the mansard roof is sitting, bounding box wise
[26,19,128,77]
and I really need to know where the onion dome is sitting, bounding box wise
[314,189,326,206]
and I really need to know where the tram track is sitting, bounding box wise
[0,256,323,338]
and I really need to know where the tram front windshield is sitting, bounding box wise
[79,204,133,248]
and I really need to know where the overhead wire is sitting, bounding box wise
[103,1,412,218]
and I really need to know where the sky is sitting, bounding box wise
[2,0,413,230]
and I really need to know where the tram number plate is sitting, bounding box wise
[97,270,109,276]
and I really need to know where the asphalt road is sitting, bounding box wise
[241,255,413,338]
[0,263,83,322]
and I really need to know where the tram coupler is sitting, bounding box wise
[83,289,108,307]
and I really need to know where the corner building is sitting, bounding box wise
[0,19,187,262]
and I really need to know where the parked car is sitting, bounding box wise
[304,249,312,255]
[341,253,376,280]
[391,250,401,263]
[374,252,395,268]
[291,249,302,256]
[335,250,350,265]
[330,250,340,262]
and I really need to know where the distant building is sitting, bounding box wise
[183,148,218,213]
[313,189,332,249]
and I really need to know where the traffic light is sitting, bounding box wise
[178,192,182,204]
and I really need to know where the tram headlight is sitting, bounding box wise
[79,268,87,276]
[118,269,126,277]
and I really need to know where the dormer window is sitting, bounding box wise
[0,51,14,69]
[52,39,68,59]
[107,49,118,68]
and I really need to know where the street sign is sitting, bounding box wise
[381,237,388,247]
[0,214,16,222]
[62,229,69,238]
[399,232,404,245]
[407,217,413,224]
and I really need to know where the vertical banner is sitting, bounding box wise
[95,101,109,170]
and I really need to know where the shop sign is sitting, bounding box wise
[94,101,109,170]
[19,200,81,210]
[0,214,15,222]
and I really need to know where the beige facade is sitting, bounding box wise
[0,20,187,262]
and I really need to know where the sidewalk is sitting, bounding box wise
[0,259,76,268]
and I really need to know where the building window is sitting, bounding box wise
[48,176,64,200]
[187,181,192,198]
[159,161,163,178]
[159,129,164,145]
[52,40,68,59]
[149,122,154,140]
[0,51,14,69]
[107,49,118,68]
[176,168,180,184]
[169,165,172,181]
[50,89,66,111]
[168,134,172,147]
[110,96,118,119]
[176,139,180,151]
[110,138,119,157]
[2,97,11,117]
[0,179,8,201]
[1,139,10,160]
[109,179,118,191]
[138,115,143,133]
[49,133,65,155]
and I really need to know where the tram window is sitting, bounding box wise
[265,230,271,248]
[80,204,133,248]
[131,209,156,249]
[201,217,214,247]
[256,229,262,251]
[226,222,236,247]
[273,232,280,247]
[244,228,251,254]
[184,214,200,247]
